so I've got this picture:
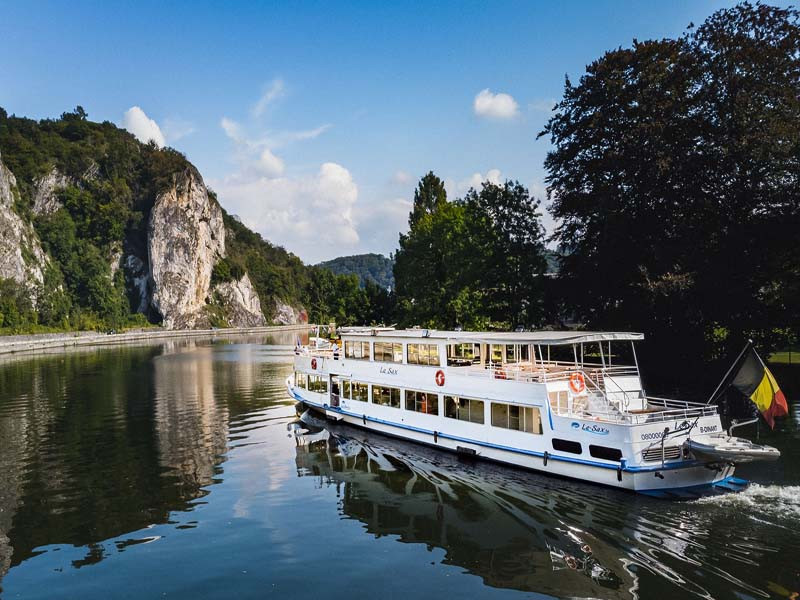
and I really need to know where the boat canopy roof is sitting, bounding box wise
[338,328,644,346]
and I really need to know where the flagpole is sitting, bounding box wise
[705,339,752,405]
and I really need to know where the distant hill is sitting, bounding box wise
[318,253,394,289]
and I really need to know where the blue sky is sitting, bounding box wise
[0,1,776,262]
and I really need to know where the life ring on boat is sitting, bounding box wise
[494,368,507,380]
[311,358,317,370]
[569,372,585,394]
[435,369,445,387]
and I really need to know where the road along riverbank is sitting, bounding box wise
[0,324,314,356]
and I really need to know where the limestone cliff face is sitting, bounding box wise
[147,168,271,329]
[0,152,49,300]
[148,168,225,329]
[31,167,70,216]
[213,273,267,327]
[273,300,308,325]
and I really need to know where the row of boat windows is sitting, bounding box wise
[343,341,532,366]
[345,341,441,366]
[294,373,541,434]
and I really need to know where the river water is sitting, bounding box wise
[0,335,798,599]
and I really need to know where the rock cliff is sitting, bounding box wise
[147,167,270,329]
[148,168,225,329]
[0,152,49,301]
[213,273,267,327]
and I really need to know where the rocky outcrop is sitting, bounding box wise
[31,167,70,216]
[148,168,225,329]
[0,152,48,299]
[273,300,308,325]
[213,273,267,327]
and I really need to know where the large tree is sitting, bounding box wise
[394,174,548,329]
[540,2,800,388]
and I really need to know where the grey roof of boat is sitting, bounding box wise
[338,328,644,345]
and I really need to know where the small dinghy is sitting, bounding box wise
[686,434,780,464]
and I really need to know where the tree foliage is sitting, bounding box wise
[540,2,800,386]
[394,173,548,329]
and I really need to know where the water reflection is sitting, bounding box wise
[293,419,639,599]
[0,332,301,585]
[292,416,800,599]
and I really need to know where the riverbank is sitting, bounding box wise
[0,324,314,356]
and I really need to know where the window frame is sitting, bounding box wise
[444,395,485,424]
[405,389,439,416]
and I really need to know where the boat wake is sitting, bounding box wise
[693,484,800,520]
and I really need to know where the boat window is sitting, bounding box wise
[345,341,371,360]
[340,378,351,400]
[407,343,440,366]
[307,375,328,394]
[444,396,484,424]
[295,372,307,389]
[552,438,582,454]
[520,345,529,361]
[447,343,478,366]
[505,345,516,363]
[374,342,403,363]
[406,390,439,415]
[490,344,503,363]
[351,381,369,402]
[372,385,401,408]
[589,445,622,462]
[490,403,542,434]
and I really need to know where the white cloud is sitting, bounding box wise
[122,106,165,147]
[252,79,285,118]
[256,148,285,177]
[212,162,359,263]
[473,89,520,120]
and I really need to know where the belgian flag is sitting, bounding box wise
[730,345,789,428]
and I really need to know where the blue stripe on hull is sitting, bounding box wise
[288,386,743,495]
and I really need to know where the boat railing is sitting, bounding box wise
[462,362,639,384]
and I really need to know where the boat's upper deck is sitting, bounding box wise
[298,327,719,426]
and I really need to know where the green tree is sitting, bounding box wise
[540,2,800,387]
[463,181,548,328]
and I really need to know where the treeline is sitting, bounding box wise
[0,108,390,332]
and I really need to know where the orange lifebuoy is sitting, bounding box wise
[311,358,317,370]
[569,372,585,394]
[435,369,445,386]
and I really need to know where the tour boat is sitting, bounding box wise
[286,328,780,497]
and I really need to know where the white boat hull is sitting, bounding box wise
[287,380,736,495]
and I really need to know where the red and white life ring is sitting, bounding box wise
[494,368,507,380]
[435,369,445,387]
[311,358,317,370]
[569,372,585,394]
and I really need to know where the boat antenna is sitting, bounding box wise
[705,339,752,405]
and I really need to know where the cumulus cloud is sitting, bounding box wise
[122,106,165,147]
[252,79,285,118]
[212,162,359,263]
[473,89,519,120]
